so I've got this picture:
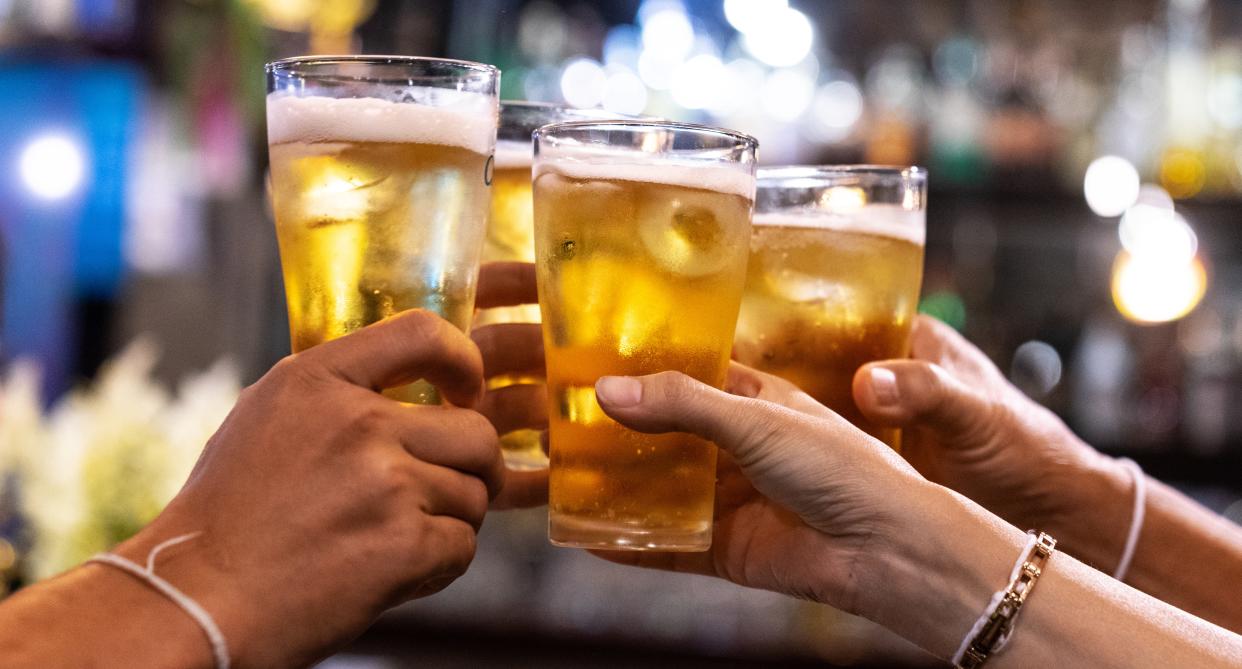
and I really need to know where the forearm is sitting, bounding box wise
[1002,543,1242,668]
[0,564,211,668]
[854,481,1242,667]
[1058,455,1242,632]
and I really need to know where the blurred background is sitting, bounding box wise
[0,0,1240,666]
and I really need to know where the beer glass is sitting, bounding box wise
[733,166,927,448]
[265,56,499,404]
[533,120,758,551]
[482,102,637,470]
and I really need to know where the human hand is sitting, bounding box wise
[850,316,1126,555]
[472,261,548,509]
[590,363,929,612]
[114,310,503,667]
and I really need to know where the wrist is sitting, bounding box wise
[848,480,1029,661]
[113,513,247,666]
[1045,452,1132,573]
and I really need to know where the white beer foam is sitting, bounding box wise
[493,140,533,169]
[753,204,925,245]
[266,93,496,154]
[538,158,755,199]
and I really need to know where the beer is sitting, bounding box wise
[534,123,756,551]
[482,104,640,470]
[484,140,539,265]
[266,62,498,404]
[733,175,926,448]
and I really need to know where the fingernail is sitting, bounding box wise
[596,376,643,407]
[870,368,899,406]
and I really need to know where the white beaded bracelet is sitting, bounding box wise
[1113,458,1147,583]
[89,533,230,669]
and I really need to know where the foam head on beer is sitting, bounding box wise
[265,59,499,404]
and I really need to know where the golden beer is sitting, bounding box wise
[482,104,640,470]
[534,121,757,551]
[484,141,539,266]
[265,58,498,403]
[733,169,927,447]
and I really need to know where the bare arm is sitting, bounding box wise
[853,315,1242,632]
[1063,460,1242,631]
[0,565,210,668]
[0,310,504,667]
[862,482,1242,668]
[591,366,1242,667]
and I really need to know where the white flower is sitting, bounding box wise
[2,340,240,582]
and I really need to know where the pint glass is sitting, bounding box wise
[533,121,757,551]
[733,166,927,448]
[481,103,636,469]
[265,56,499,404]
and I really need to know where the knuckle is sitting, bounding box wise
[369,455,414,500]
[655,371,698,404]
[461,478,490,525]
[439,521,477,577]
[400,310,447,351]
[344,402,389,438]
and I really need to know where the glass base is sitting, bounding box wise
[549,515,711,552]
[501,429,549,471]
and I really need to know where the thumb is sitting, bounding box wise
[594,372,748,445]
[852,360,996,444]
[594,371,814,472]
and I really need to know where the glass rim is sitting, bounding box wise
[265,54,498,77]
[533,119,758,150]
[758,164,926,184]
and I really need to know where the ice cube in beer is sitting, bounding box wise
[637,193,732,277]
[296,150,396,226]
[764,267,855,305]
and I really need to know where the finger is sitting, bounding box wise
[594,372,746,442]
[476,262,538,309]
[297,310,484,407]
[588,549,716,577]
[592,372,808,468]
[403,516,478,600]
[409,459,491,530]
[393,405,505,500]
[472,323,545,380]
[476,384,548,434]
[725,362,835,420]
[852,360,998,442]
[489,469,549,510]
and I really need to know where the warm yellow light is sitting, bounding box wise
[1159,148,1206,199]
[1111,251,1207,324]
[245,0,376,34]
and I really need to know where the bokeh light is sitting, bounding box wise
[671,54,725,110]
[760,69,814,122]
[1011,340,1063,398]
[1119,206,1197,264]
[602,67,649,114]
[641,7,694,61]
[723,0,787,33]
[1083,155,1140,217]
[20,133,86,201]
[1111,251,1207,324]
[560,58,607,108]
[741,6,813,68]
[808,78,863,141]
[1159,147,1206,199]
